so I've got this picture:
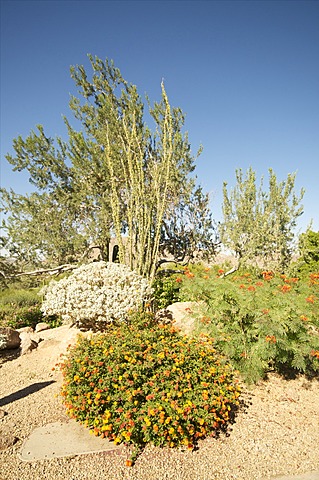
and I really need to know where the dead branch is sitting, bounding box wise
[6,264,77,278]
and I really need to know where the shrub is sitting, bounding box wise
[0,287,60,329]
[152,273,182,310]
[0,333,6,349]
[41,262,153,330]
[0,288,40,307]
[179,268,319,383]
[58,311,241,462]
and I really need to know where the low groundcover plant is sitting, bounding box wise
[58,312,241,463]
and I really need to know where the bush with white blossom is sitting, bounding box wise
[40,261,153,330]
[0,333,6,350]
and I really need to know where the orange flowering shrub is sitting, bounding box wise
[59,312,241,462]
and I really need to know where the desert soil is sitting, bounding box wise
[0,325,319,480]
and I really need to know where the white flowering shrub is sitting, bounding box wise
[40,261,153,330]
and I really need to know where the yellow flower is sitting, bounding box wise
[143,416,151,426]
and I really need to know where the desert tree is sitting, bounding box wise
[1,55,217,280]
[220,167,304,271]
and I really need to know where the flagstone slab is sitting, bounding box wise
[19,420,120,461]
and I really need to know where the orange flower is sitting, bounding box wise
[300,315,308,322]
[284,277,299,284]
[175,277,183,283]
[280,285,291,293]
[306,295,315,304]
[265,335,276,344]
[126,459,133,467]
[247,286,255,292]
[310,350,319,359]
[310,273,319,285]
[262,271,273,281]
[201,316,211,325]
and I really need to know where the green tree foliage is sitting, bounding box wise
[1,56,217,279]
[295,230,319,275]
[220,167,304,271]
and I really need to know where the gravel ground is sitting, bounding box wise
[1,326,319,480]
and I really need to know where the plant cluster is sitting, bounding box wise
[0,287,51,329]
[152,271,183,310]
[41,262,153,330]
[178,268,319,383]
[0,304,44,329]
[58,312,241,462]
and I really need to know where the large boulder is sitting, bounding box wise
[0,327,21,350]
[156,301,200,335]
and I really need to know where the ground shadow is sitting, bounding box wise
[0,348,21,366]
[0,381,56,407]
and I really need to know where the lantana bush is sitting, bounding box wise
[58,312,241,462]
[41,262,153,330]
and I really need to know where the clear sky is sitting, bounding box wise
[1,0,318,233]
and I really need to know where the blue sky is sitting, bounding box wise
[1,0,318,233]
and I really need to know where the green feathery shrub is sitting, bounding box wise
[178,268,319,383]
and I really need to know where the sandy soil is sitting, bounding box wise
[0,325,319,480]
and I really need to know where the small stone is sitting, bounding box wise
[35,322,50,333]
[0,409,7,419]
[0,431,18,450]
[19,331,38,355]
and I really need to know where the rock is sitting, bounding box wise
[0,429,18,450]
[156,301,200,334]
[35,322,50,333]
[17,326,34,334]
[19,331,38,355]
[0,327,21,350]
